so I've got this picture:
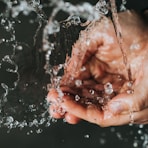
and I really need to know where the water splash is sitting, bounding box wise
[0,0,102,132]
[0,2,147,148]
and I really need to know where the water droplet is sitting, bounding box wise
[116,132,123,140]
[80,66,86,72]
[104,82,113,95]
[95,0,109,15]
[6,116,14,123]
[28,104,36,112]
[120,0,127,11]
[127,81,133,88]
[89,89,95,95]
[110,127,115,132]
[133,141,138,147]
[127,89,134,94]
[75,79,82,87]
[75,95,80,101]
[84,134,90,138]
[86,38,90,46]
[16,45,23,50]
[57,88,64,98]
[31,0,40,6]
[66,15,81,26]
[36,128,43,134]
[97,97,105,105]
[139,124,144,128]
[138,130,143,135]
[99,138,106,145]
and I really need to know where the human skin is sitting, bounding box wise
[47,10,148,127]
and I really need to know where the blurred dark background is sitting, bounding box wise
[0,0,148,148]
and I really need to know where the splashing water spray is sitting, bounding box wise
[0,0,147,147]
[0,0,101,133]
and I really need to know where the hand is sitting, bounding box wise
[47,10,148,126]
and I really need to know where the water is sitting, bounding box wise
[104,82,113,95]
[0,0,100,130]
[0,0,147,147]
[110,0,132,82]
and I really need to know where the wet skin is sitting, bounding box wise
[47,10,148,126]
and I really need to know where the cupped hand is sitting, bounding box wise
[47,10,148,126]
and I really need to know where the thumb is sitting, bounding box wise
[107,93,136,115]
[107,69,148,115]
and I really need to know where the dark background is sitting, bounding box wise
[0,0,148,148]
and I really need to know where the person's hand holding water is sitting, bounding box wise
[47,10,148,126]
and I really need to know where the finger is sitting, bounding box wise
[60,95,128,126]
[101,107,148,126]
[61,96,104,125]
[47,88,59,103]
[60,93,148,126]
[49,104,81,124]
[49,105,65,119]
[132,107,148,124]
[65,113,81,124]
[47,88,65,105]
[48,89,81,124]
[47,89,66,118]
[107,88,148,115]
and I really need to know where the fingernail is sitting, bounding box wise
[108,101,124,115]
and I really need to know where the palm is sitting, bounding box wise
[61,10,147,99]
